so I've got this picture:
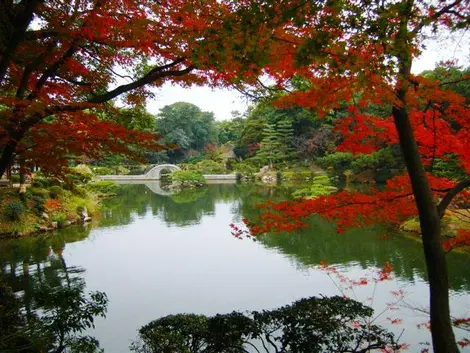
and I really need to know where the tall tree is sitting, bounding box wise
[231,1,470,352]
[156,102,217,161]
[255,123,283,167]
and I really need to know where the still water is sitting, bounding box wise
[1,183,469,352]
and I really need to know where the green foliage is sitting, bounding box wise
[233,162,258,177]
[170,171,207,185]
[10,174,20,183]
[4,200,26,221]
[432,157,467,180]
[91,166,114,175]
[26,186,49,199]
[255,123,283,166]
[157,102,218,161]
[86,181,120,195]
[292,175,337,199]
[170,188,208,204]
[422,65,470,103]
[108,107,156,131]
[194,160,226,174]
[49,185,64,199]
[316,152,354,171]
[131,296,398,353]
[67,165,94,184]
[282,170,315,181]
[216,117,246,144]
[350,148,402,171]
[0,282,32,351]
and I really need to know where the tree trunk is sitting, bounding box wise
[0,139,17,179]
[19,155,27,193]
[393,97,459,353]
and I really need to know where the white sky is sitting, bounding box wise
[147,33,470,121]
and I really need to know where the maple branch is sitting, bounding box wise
[438,179,470,218]
[440,75,470,87]
[413,0,463,34]
[24,30,59,41]
[87,58,194,104]
[28,43,80,99]
[60,77,91,86]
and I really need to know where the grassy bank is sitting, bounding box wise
[0,180,119,238]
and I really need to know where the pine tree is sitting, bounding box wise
[255,123,283,167]
[276,119,295,160]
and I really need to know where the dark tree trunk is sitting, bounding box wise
[393,96,459,353]
[19,155,27,193]
[0,139,18,180]
[391,4,459,350]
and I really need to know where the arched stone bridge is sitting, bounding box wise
[99,164,181,181]
[144,164,181,179]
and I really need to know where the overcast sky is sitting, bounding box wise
[147,32,470,121]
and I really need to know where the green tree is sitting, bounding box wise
[156,102,217,162]
[276,119,295,160]
[216,118,246,144]
[255,123,283,167]
[131,296,398,353]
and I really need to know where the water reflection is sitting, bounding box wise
[0,227,107,352]
[0,183,469,353]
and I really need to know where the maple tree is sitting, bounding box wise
[222,1,470,353]
[2,0,469,351]
[0,0,273,178]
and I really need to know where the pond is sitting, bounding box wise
[1,183,469,352]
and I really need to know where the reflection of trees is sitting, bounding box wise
[100,184,245,227]
[0,230,107,352]
[235,185,470,291]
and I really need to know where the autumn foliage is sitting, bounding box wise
[0,0,279,177]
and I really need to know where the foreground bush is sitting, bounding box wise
[4,200,26,221]
[131,296,398,353]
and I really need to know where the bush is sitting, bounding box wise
[26,187,49,199]
[131,296,398,353]
[170,171,206,186]
[292,175,337,199]
[316,152,354,171]
[67,165,93,184]
[49,186,64,199]
[282,170,315,181]
[86,181,120,195]
[30,195,46,215]
[233,162,257,177]
[4,201,26,221]
[91,166,113,175]
[194,160,226,174]
[10,174,20,183]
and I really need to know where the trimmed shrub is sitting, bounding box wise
[316,152,354,171]
[86,181,120,195]
[91,166,114,175]
[194,160,226,174]
[233,162,257,177]
[4,201,26,221]
[170,171,206,185]
[49,186,64,199]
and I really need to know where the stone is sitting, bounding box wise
[259,165,271,174]
[78,206,89,220]
[262,175,276,183]
[42,212,49,220]
[51,222,58,229]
